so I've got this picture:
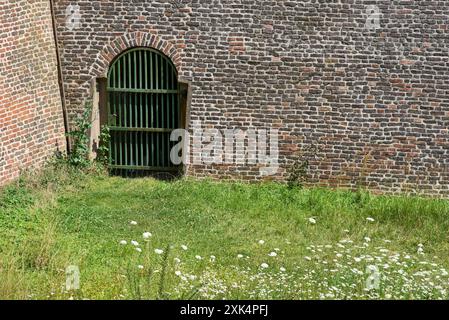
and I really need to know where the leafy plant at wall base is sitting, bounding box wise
[287,159,309,189]
[66,103,92,168]
[96,125,111,166]
[287,143,320,189]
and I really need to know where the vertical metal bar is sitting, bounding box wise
[151,93,154,128]
[146,131,149,166]
[118,58,121,89]
[134,92,138,129]
[144,52,147,170]
[138,51,142,89]
[144,50,148,90]
[134,50,137,90]
[150,93,154,166]
[151,132,156,166]
[124,130,128,169]
[119,128,123,166]
[128,54,133,128]
[119,91,123,128]
[114,125,118,166]
[140,93,143,166]
[107,92,112,165]
[156,93,159,128]
[155,53,159,90]
[161,57,165,130]
[162,57,166,90]
[156,96,159,166]
[140,92,143,128]
[123,55,128,127]
[169,68,173,129]
[128,51,132,89]
[150,51,153,90]
[162,59,167,167]
[161,93,165,130]
[145,93,149,129]
[177,69,180,129]
[133,131,136,167]
[148,51,156,166]
[146,94,150,166]
[171,93,175,129]
[130,96,133,165]
[124,91,127,128]
[130,130,134,167]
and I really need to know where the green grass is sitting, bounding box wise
[1,164,449,300]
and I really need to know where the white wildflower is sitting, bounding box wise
[237,254,244,259]
[137,265,144,270]
[131,240,139,247]
[175,271,182,276]
[181,245,188,251]
[135,247,142,253]
[143,232,152,239]
[119,240,127,245]
[268,252,277,257]
[258,240,265,245]
[130,221,138,226]
[308,217,317,225]
[260,263,269,269]
[366,217,375,222]
[155,249,164,255]
[195,255,202,260]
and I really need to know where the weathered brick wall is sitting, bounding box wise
[0,0,66,185]
[54,0,449,196]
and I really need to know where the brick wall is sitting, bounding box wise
[0,0,66,185]
[53,0,449,196]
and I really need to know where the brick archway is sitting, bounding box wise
[90,32,181,78]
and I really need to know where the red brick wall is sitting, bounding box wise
[0,0,66,185]
[52,1,449,196]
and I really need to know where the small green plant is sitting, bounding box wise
[287,159,309,189]
[96,125,111,166]
[66,103,92,168]
[157,244,171,299]
[287,143,320,189]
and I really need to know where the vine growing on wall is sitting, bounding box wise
[96,125,111,166]
[66,102,92,168]
[287,143,320,189]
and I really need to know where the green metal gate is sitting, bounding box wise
[107,48,181,177]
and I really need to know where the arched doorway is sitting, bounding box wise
[106,48,181,177]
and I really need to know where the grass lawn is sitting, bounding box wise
[1,165,449,300]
